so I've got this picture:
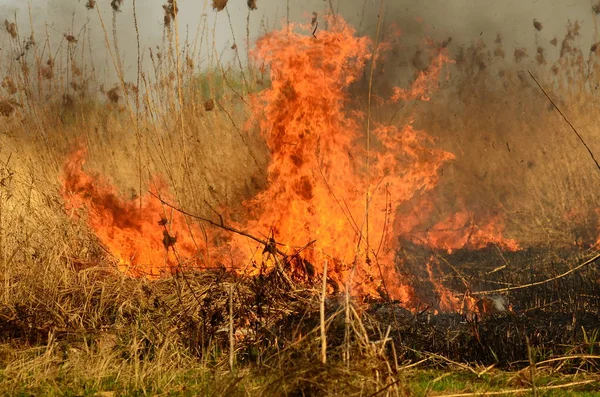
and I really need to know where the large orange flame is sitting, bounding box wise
[60,15,520,311]
[227,16,455,303]
[62,147,204,277]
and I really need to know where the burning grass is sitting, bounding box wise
[1,1,600,395]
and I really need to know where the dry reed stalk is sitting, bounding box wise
[320,260,327,364]
[169,0,190,186]
[526,335,539,397]
[364,0,385,261]
[344,281,351,367]
[92,2,135,126]
[474,252,600,295]
[229,283,234,371]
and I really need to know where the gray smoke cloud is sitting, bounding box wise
[0,0,596,84]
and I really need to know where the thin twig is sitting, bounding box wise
[529,70,600,173]
[148,191,288,257]
[473,252,600,295]
[536,354,600,366]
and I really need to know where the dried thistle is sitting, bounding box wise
[169,0,178,14]
[4,20,17,39]
[2,77,17,95]
[24,35,35,50]
[86,0,96,9]
[593,2,600,15]
[533,19,543,31]
[64,34,77,44]
[186,57,194,69]
[204,99,215,111]
[592,42,600,54]
[560,21,581,58]
[111,0,123,12]
[162,0,178,27]
[535,46,545,65]
[0,99,21,117]
[513,48,528,62]
[212,0,228,11]
[41,57,55,80]
[106,86,121,104]
[247,0,257,10]
[0,100,14,117]
[125,82,138,94]
[550,37,557,46]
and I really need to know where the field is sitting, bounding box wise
[1,1,600,396]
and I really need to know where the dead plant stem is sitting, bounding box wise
[320,260,328,364]
[529,70,600,173]
[148,191,288,257]
[229,284,235,371]
[526,335,539,397]
[474,252,600,295]
[132,0,142,211]
[364,0,384,265]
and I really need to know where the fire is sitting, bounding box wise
[426,259,463,313]
[231,16,454,302]
[419,211,519,253]
[62,147,204,278]
[60,15,519,310]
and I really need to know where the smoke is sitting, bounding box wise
[0,0,596,85]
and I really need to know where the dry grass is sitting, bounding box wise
[0,2,599,396]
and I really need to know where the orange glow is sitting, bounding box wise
[62,147,204,278]
[420,211,519,254]
[426,259,463,313]
[392,50,452,102]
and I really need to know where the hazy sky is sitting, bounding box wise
[0,1,597,83]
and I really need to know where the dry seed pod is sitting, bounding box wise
[204,99,215,111]
[4,20,17,39]
[111,0,123,12]
[212,0,228,11]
